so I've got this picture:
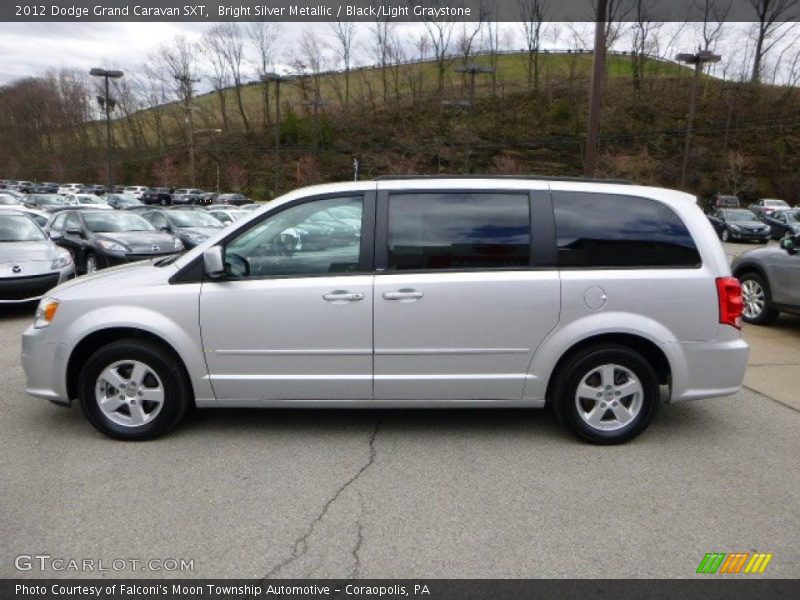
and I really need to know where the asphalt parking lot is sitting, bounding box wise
[1,240,798,579]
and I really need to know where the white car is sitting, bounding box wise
[0,211,74,304]
[0,206,50,227]
[65,194,112,209]
[57,183,83,196]
[123,186,149,200]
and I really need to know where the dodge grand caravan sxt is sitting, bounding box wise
[22,177,749,443]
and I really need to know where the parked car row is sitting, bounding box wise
[705,201,799,243]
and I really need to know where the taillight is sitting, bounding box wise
[716,277,743,329]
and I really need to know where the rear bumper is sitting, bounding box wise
[666,336,749,402]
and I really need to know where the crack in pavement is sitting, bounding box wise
[349,513,364,580]
[262,418,382,579]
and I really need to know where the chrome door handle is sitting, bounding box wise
[323,290,365,303]
[383,289,424,301]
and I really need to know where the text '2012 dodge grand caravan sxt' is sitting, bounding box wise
[22,177,749,443]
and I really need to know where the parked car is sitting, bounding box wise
[141,187,173,206]
[0,206,51,227]
[45,209,184,274]
[22,178,749,442]
[9,180,35,193]
[0,212,74,304]
[30,182,60,194]
[706,208,770,243]
[749,198,791,218]
[84,184,107,195]
[172,188,205,205]
[0,179,13,189]
[64,193,112,209]
[212,193,250,206]
[23,194,73,212]
[207,208,249,226]
[732,233,800,324]
[105,194,143,210]
[123,186,149,200]
[198,192,218,205]
[57,183,83,196]
[762,209,800,240]
[0,194,22,205]
[140,208,224,249]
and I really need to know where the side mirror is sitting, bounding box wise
[48,230,64,241]
[780,236,798,255]
[158,224,170,232]
[203,246,225,278]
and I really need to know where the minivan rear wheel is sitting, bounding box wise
[552,345,659,444]
[78,339,190,440]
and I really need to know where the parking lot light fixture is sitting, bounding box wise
[89,68,124,189]
[676,50,722,188]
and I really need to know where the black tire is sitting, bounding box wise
[739,272,779,325]
[552,345,660,445]
[78,339,191,440]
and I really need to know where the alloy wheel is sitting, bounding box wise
[95,360,165,427]
[742,279,766,319]
[574,364,643,432]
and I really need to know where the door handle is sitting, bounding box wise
[322,290,365,303]
[382,289,424,301]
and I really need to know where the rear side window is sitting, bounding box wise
[553,192,701,268]
[387,192,530,271]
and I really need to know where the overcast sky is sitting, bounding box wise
[0,21,773,88]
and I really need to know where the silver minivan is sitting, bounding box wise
[22,178,749,443]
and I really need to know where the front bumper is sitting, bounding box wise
[728,229,770,241]
[0,268,74,304]
[22,324,71,406]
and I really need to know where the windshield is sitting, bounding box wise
[725,210,757,222]
[77,195,105,204]
[0,195,20,205]
[168,211,223,228]
[765,199,789,207]
[31,194,65,205]
[84,212,155,232]
[106,194,139,204]
[0,215,46,241]
[782,211,800,223]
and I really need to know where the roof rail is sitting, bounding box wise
[372,174,632,184]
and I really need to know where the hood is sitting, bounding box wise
[0,240,59,262]
[178,226,222,238]
[95,231,178,252]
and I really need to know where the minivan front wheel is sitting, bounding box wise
[78,339,190,440]
[553,345,659,444]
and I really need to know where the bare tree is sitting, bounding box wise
[629,0,662,90]
[328,21,357,107]
[248,22,281,129]
[204,23,250,131]
[200,27,232,130]
[369,14,395,102]
[518,0,549,90]
[749,0,800,83]
[421,5,458,94]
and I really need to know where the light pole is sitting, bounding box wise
[195,129,222,192]
[677,50,721,189]
[263,73,296,193]
[89,68,124,189]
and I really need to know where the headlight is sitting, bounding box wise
[50,249,73,270]
[729,224,742,231]
[34,298,59,329]
[184,233,207,244]
[96,239,129,252]
[173,238,185,251]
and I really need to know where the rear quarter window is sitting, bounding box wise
[553,192,701,268]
